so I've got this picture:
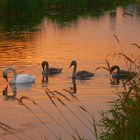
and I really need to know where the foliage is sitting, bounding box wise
[98,40,140,140]
[0,0,134,32]
[0,0,135,18]
[99,81,140,140]
[0,0,45,17]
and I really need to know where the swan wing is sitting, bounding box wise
[119,70,130,74]
[48,67,63,74]
[76,71,94,79]
[112,70,135,80]
[15,74,36,83]
[76,70,94,77]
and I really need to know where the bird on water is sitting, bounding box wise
[69,60,94,80]
[41,61,63,75]
[2,66,36,84]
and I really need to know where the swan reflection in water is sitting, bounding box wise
[110,78,120,86]
[2,85,17,101]
[2,83,34,101]
[69,78,77,94]
[42,74,48,83]
[41,75,49,87]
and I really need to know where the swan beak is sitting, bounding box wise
[69,64,73,68]
[3,75,8,82]
[110,69,113,74]
[5,77,8,82]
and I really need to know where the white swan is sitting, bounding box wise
[41,61,63,75]
[69,60,94,80]
[2,66,36,84]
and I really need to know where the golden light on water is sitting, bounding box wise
[0,4,140,139]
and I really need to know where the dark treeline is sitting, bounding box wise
[0,0,136,32]
[0,0,44,17]
[0,0,135,17]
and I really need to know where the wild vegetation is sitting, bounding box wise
[95,35,140,140]
[0,0,136,32]
[0,0,140,139]
[2,40,140,140]
[99,82,140,140]
[0,0,135,18]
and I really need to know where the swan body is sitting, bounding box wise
[3,66,36,84]
[69,60,94,80]
[110,65,135,80]
[41,61,63,75]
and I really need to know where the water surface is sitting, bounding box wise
[0,4,140,140]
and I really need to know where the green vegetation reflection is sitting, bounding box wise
[0,0,136,30]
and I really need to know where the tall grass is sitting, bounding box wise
[5,86,98,140]
[99,79,140,140]
[0,120,35,140]
[4,41,140,139]
[4,74,140,139]
[97,36,140,139]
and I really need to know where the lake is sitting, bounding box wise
[0,3,140,140]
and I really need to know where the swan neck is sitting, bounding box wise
[73,64,77,75]
[7,67,17,80]
[44,63,49,72]
[116,67,120,74]
[12,68,17,80]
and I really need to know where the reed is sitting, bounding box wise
[45,88,98,139]
[97,41,140,140]
[16,96,61,140]
[13,63,140,140]
[6,85,98,140]
[0,120,35,140]
[98,80,140,140]
[6,40,139,140]
[95,59,111,74]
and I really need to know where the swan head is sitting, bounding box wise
[110,65,120,74]
[69,60,77,68]
[42,61,49,70]
[2,66,16,82]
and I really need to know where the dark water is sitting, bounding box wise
[0,4,140,140]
